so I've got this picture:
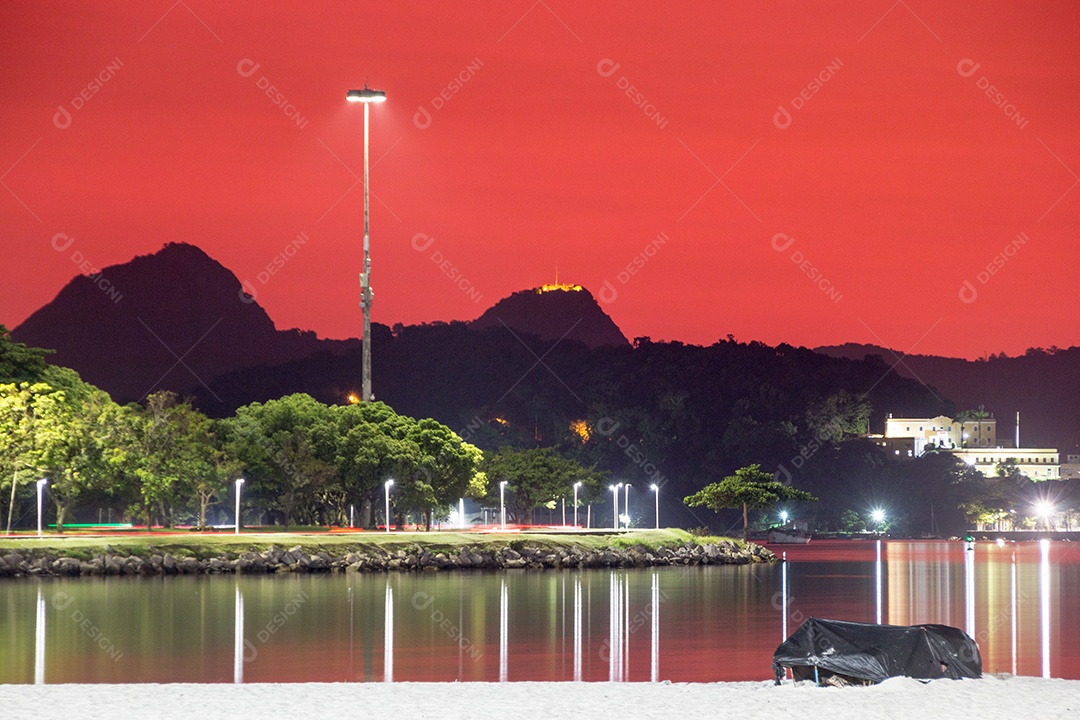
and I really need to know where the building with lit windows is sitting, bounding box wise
[875,413,1060,480]
[950,447,1060,480]
[882,414,997,455]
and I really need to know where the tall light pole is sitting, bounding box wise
[610,484,622,530]
[650,483,659,530]
[573,482,582,528]
[623,484,632,529]
[36,479,47,537]
[234,478,244,535]
[384,479,394,533]
[346,85,386,403]
[499,481,508,529]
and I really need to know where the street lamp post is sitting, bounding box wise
[610,484,622,530]
[573,482,582,528]
[650,483,659,530]
[234,478,244,535]
[623,484,632,529]
[36,479,47,537]
[499,481,508,529]
[384,479,394,532]
[345,85,386,403]
[780,510,789,526]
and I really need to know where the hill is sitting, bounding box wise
[470,285,629,348]
[815,343,1080,452]
[12,242,355,403]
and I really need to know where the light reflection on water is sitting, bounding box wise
[2,540,1077,683]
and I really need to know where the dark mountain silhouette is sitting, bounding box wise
[12,242,356,404]
[10,242,1004,532]
[470,285,629,349]
[815,343,1080,453]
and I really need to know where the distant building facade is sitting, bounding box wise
[883,414,997,455]
[877,413,1059,480]
[949,447,1060,480]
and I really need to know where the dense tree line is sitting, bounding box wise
[1,327,506,531]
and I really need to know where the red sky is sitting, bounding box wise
[2,1,1078,359]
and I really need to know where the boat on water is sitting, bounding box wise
[767,526,812,544]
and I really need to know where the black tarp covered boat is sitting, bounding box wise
[772,617,982,685]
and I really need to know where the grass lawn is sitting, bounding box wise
[0,528,744,560]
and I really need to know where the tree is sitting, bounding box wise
[483,447,605,524]
[684,464,817,540]
[0,325,51,384]
[227,394,336,529]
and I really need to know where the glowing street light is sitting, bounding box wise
[650,483,659,530]
[36,479,47,537]
[870,508,886,532]
[499,480,508,529]
[384,479,394,533]
[779,510,789,525]
[345,84,386,403]
[1036,501,1054,531]
[234,478,244,535]
[573,482,582,528]
[610,483,622,530]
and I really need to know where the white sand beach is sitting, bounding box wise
[1,676,1077,720]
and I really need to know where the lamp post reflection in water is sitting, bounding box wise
[499,577,508,682]
[384,581,393,682]
[1011,553,1017,676]
[781,552,788,641]
[964,539,976,639]
[35,587,45,685]
[651,571,660,683]
[233,585,244,684]
[1040,539,1051,678]
[573,576,582,681]
[875,540,883,624]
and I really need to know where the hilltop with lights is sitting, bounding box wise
[469,284,629,349]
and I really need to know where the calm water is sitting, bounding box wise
[1,540,1077,683]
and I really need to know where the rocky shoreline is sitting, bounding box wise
[0,540,775,578]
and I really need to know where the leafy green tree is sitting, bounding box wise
[483,446,605,524]
[0,325,51,384]
[1,381,64,532]
[804,390,871,443]
[227,394,336,528]
[31,383,115,532]
[684,464,817,540]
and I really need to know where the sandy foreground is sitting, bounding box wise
[1,677,1077,720]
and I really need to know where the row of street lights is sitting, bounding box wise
[28,475,662,535]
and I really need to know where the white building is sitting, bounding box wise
[948,447,1060,480]
[880,413,1059,480]
[1061,454,1080,480]
[883,414,997,455]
